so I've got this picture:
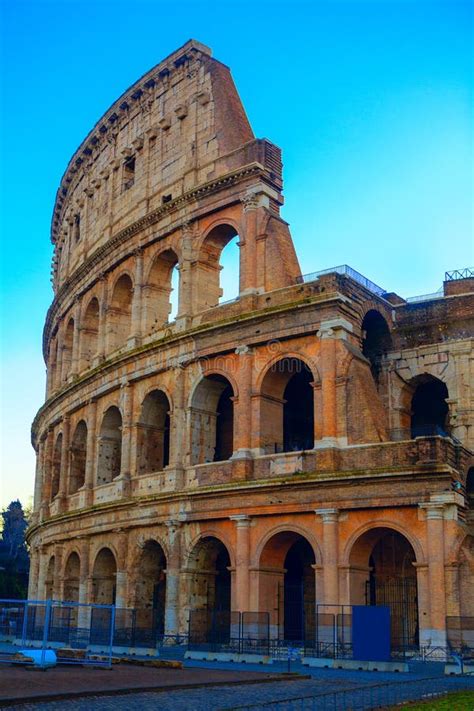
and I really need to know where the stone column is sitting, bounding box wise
[164,520,182,637]
[130,248,143,344]
[233,346,253,459]
[119,383,133,493]
[28,546,40,600]
[316,508,339,605]
[58,416,70,509]
[115,531,129,608]
[168,364,185,490]
[40,430,54,521]
[230,515,251,612]
[36,547,48,600]
[53,545,64,601]
[421,502,447,646]
[84,399,97,504]
[317,326,337,444]
[96,275,108,360]
[316,319,353,446]
[239,191,259,295]
[177,222,194,319]
[71,299,81,376]
[32,441,43,517]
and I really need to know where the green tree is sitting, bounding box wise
[0,500,30,598]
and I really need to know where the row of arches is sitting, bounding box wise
[46,526,429,645]
[50,225,241,388]
[48,360,456,499]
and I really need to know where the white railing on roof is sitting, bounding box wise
[297,264,386,297]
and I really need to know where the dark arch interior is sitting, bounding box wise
[351,528,419,648]
[138,390,170,474]
[283,365,314,452]
[411,376,449,437]
[283,538,316,641]
[362,310,392,383]
[214,384,234,461]
[135,541,167,639]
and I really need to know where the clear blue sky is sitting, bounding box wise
[0,0,472,508]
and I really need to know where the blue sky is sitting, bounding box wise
[0,0,472,508]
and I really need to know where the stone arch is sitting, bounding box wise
[51,433,62,500]
[62,317,75,381]
[403,373,450,438]
[185,535,233,638]
[361,309,392,384]
[45,555,55,599]
[91,547,117,605]
[143,248,180,333]
[257,529,318,641]
[189,374,235,464]
[347,524,421,647]
[107,273,133,352]
[258,356,316,454]
[137,390,171,474]
[97,406,122,485]
[69,420,87,493]
[63,551,80,602]
[80,296,99,368]
[195,222,240,310]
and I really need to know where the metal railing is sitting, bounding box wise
[406,288,444,303]
[296,264,387,297]
[445,267,474,281]
[228,675,474,710]
[0,598,115,668]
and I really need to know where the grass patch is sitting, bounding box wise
[386,690,474,709]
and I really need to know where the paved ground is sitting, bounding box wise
[2,660,474,710]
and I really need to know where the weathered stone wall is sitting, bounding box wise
[28,40,473,648]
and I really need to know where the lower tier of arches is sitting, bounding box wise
[28,507,473,649]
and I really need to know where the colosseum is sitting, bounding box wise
[28,40,473,654]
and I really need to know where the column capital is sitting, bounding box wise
[315,508,340,523]
[316,318,353,340]
[230,514,251,527]
[419,502,445,519]
[164,519,182,530]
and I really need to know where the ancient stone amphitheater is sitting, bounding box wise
[28,40,473,650]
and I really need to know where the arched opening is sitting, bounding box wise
[51,433,62,500]
[61,318,75,381]
[349,527,419,648]
[187,536,231,644]
[97,406,122,485]
[92,548,117,605]
[137,390,170,474]
[63,552,80,602]
[196,224,239,310]
[260,358,314,453]
[81,297,99,368]
[190,375,234,464]
[134,541,166,640]
[410,375,449,438]
[466,467,474,508]
[107,274,133,352]
[45,556,55,599]
[69,421,87,494]
[361,310,392,384]
[259,532,316,641]
[143,250,179,333]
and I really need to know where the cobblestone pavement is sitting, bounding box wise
[7,674,474,711]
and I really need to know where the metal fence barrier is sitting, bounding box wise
[188,610,270,655]
[228,675,474,710]
[0,598,115,668]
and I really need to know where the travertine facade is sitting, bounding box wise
[28,40,473,648]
